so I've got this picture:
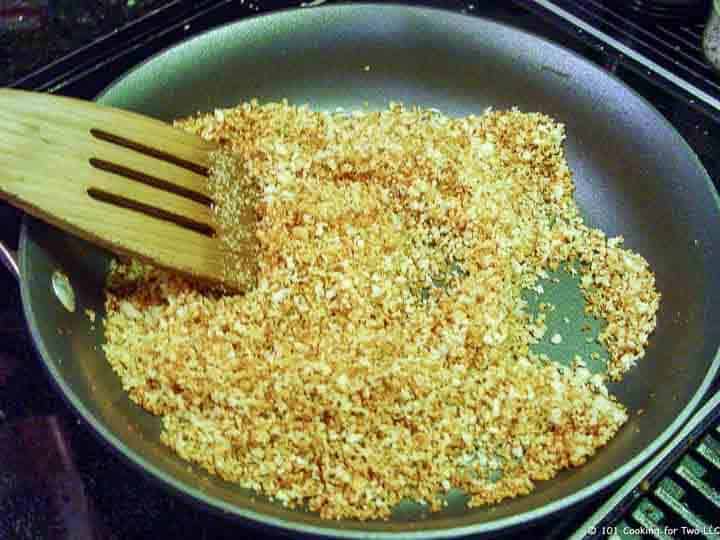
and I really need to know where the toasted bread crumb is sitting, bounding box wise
[102,102,659,520]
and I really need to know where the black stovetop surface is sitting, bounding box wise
[1,1,720,538]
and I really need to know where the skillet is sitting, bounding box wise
[2,4,720,537]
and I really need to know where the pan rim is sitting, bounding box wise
[19,3,720,538]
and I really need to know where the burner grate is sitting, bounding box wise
[526,0,720,119]
[608,0,711,22]
[573,392,720,539]
[606,433,720,538]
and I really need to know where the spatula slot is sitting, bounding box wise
[86,187,215,237]
[90,128,209,177]
[89,158,213,206]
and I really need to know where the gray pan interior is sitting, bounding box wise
[17,5,720,538]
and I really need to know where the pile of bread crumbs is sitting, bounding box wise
[102,102,660,520]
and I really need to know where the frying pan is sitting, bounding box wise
[2,4,719,538]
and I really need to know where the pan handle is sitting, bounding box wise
[0,240,20,282]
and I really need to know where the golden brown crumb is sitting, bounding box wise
[208,150,260,290]
[102,102,659,520]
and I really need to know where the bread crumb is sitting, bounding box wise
[101,102,657,520]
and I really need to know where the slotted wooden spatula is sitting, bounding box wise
[0,89,252,289]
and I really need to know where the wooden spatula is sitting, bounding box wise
[0,89,251,289]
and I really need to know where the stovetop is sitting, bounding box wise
[1,1,720,538]
[528,0,720,122]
